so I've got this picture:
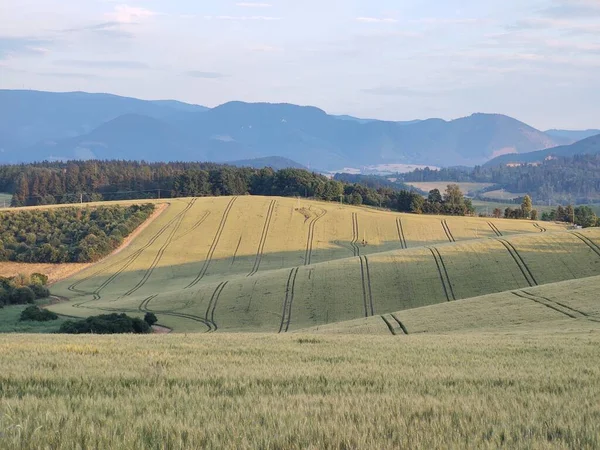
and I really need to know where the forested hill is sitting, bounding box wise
[0,160,404,210]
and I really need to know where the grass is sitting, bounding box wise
[0,331,599,449]
[0,192,11,208]
[404,181,495,195]
[42,196,573,332]
[0,304,67,333]
[481,189,527,200]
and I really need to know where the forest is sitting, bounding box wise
[0,204,154,263]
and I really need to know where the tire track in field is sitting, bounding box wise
[572,232,600,258]
[381,315,397,335]
[350,212,360,256]
[70,199,197,302]
[279,267,299,333]
[205,281,228,332]
[521,290,600,323]
[122,198,194,297]
[358,256,374,316]
[304,208,326,265]
[512,291,578,319]
[186,197,238,289]
[173,211,211,242]
[488,222,502,237]
[67,201,191,296]
[138,294,212,332]
[533,223,547,233]
[441,219,456,242]
[248,200,276,277]
[381,313,408,335]
[391,314,409,335]
[496,238,538,287]
[396,218,408,249]
[230,235,243,266]
[428,247,453,302]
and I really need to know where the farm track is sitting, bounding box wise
[279,267,299,333]
[351,213,360,257]
[69,199,197,302]
[186,197,238,289]
[396,218,408,249]
[173,211,211,242]
[513,291,579,319]
[391,314,409,334]
[138,294,212,332]
[381,313,408,335]
[205,281,229,332]
[496,239,538,286]
[533,223,547,233]
[572,232,600,258]
[381,315,396,335]
[428,247,456,301]
[248,200,276,277]
[488,222,503,237]
[231,236,243,266]
[304,208,326,265]
[122,198,194,297]
[358,256,374,317]
[521,290,600,323]
[441,220,456,242]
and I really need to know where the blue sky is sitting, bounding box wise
[0,0,599,129]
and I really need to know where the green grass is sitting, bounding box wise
[0,331,599,449]
[0,192,11,208]
[0,304,67,333]
[404,181,495,195]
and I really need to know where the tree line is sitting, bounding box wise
[0,204,154,263]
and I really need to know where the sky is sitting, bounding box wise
[0,0,599,129]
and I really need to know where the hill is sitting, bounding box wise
[485,133,600,167]
[0,90,572,168]
[545,129,600,142]
[44,196,599,333]
[226,156,308,170]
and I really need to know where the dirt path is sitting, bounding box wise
[0,202,170,285]
[151,325,172,334]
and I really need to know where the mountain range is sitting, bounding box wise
[0,89,595,170]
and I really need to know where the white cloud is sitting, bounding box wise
[236,2,272,7]
[206,15,281,21]
[356,17,397,23]
[247,44,283,52]
[108,5,157,24]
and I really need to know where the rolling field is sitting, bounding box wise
[41,195,593,333]
[404,181,494,195]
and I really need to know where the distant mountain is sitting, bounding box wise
[544,129,600,142]
[484,133,600,167]
[227,156,308,170]
[0,90,574,169]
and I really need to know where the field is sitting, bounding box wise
[0,192,11,208]
[0,304,67,333]
[43,196,578,332]
[1,331,599,449]
[404,181,494,195]
[481,189,526,200]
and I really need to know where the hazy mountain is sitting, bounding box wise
[484,133,600,167]
[0,90,574,169]
[227,156,308,170]
[544,129,600,142]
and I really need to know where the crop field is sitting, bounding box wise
[39,195,589,332]
[404,181,495,195]
[481,189,527,200]
[303,274,600,335]
[1,331,599,449]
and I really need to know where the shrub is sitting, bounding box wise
[20,305,58,322]
[30,284,50,299]
[59,313,151,334]
[144,312,158,326]
[31,273,49,285]
[11,286,36,305]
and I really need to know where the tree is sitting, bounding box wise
[428,189,443,204]
[521,195,533,219]
[410,195,424,214]
[144,312,158,326]
[11,286,36,305]
[531,209,539,221]
[493,208,502,219]
[444,184,464,206]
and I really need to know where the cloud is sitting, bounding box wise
[362,86,438,97]
[55,60,149,69]
[61,22,134,39]
[108,5,158,24]
[356,17,398,23]
[540,0,600,18]
[508,18,600,34]
[206,15,281,21]
[37,72,102,79]
[0,36,51,59]
[186,71,227,79]
[236,2,272,7]
[415,18,486,25]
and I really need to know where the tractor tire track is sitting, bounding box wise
[512,291,578,319]
[186,197,238,289]
[381,316,397,335]
[441,219,456,242]
[498,238,538,286]
[230,235,243,266]
[358,256,374,316]
[278,267,299,333]
[522,290,600,323]
[248,200,276,277]
[572,232,600,258]
[205,281,228,332]
[122,198,194,297]
[429,247,456,301]
[350,212,360,257]
[428,247,451,302]
[173,211,211,242]
[364,256,374,316]
[396,218,408,249]
[391,313,409,335]
[488,222,502,237]
[533,223,547,233]
[304,208,326,265]
[138,293,212,332]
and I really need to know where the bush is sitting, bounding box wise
[59,313,151,334]
[31,273,49,285]
[30,284,50,299]
[144,312,158,326]
[20,305,58,322]
[11,286,36,305]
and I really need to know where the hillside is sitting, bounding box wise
[0,90,574,168]
[485,133,600,167]
[227,156,308,170]
[44,196,599,333]
[545,129,600,141]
